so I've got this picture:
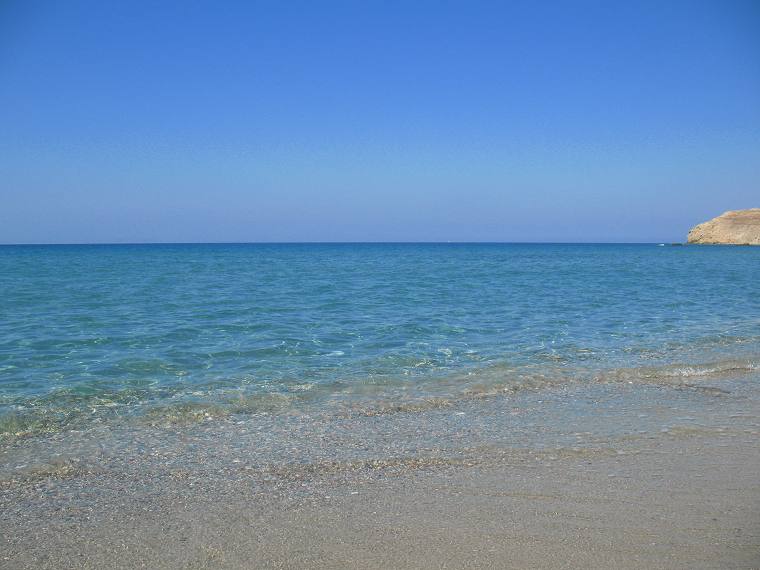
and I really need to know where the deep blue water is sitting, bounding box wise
[1,243,759,436]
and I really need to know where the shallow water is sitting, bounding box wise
[1,243,759,438]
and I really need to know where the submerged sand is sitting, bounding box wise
[2,373,759,569]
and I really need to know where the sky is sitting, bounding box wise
[1,0,758,243]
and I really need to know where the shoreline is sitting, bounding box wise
[2,369,759,569]
[3,351,758,443]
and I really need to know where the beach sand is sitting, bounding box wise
[2,379,759,569]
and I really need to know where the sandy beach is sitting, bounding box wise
[3,372,759,569]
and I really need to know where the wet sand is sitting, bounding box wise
[2,378,760,569]
[3,435,759,569]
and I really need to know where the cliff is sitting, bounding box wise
[687,209,760,245]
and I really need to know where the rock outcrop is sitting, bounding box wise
[687,209,760,245]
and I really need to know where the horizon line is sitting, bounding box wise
[0,240,680,246]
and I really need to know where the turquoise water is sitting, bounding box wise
[1,243,759,437]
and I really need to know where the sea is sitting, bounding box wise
[1,243,759,477]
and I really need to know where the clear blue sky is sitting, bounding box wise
[1,1,758,243]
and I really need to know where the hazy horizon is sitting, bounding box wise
[2,1,758,244]
[0,240,697,245]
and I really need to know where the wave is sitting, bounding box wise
[1,355,758,441]
[593,359,760,384]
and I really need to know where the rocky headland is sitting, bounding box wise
[687,209,760,245]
